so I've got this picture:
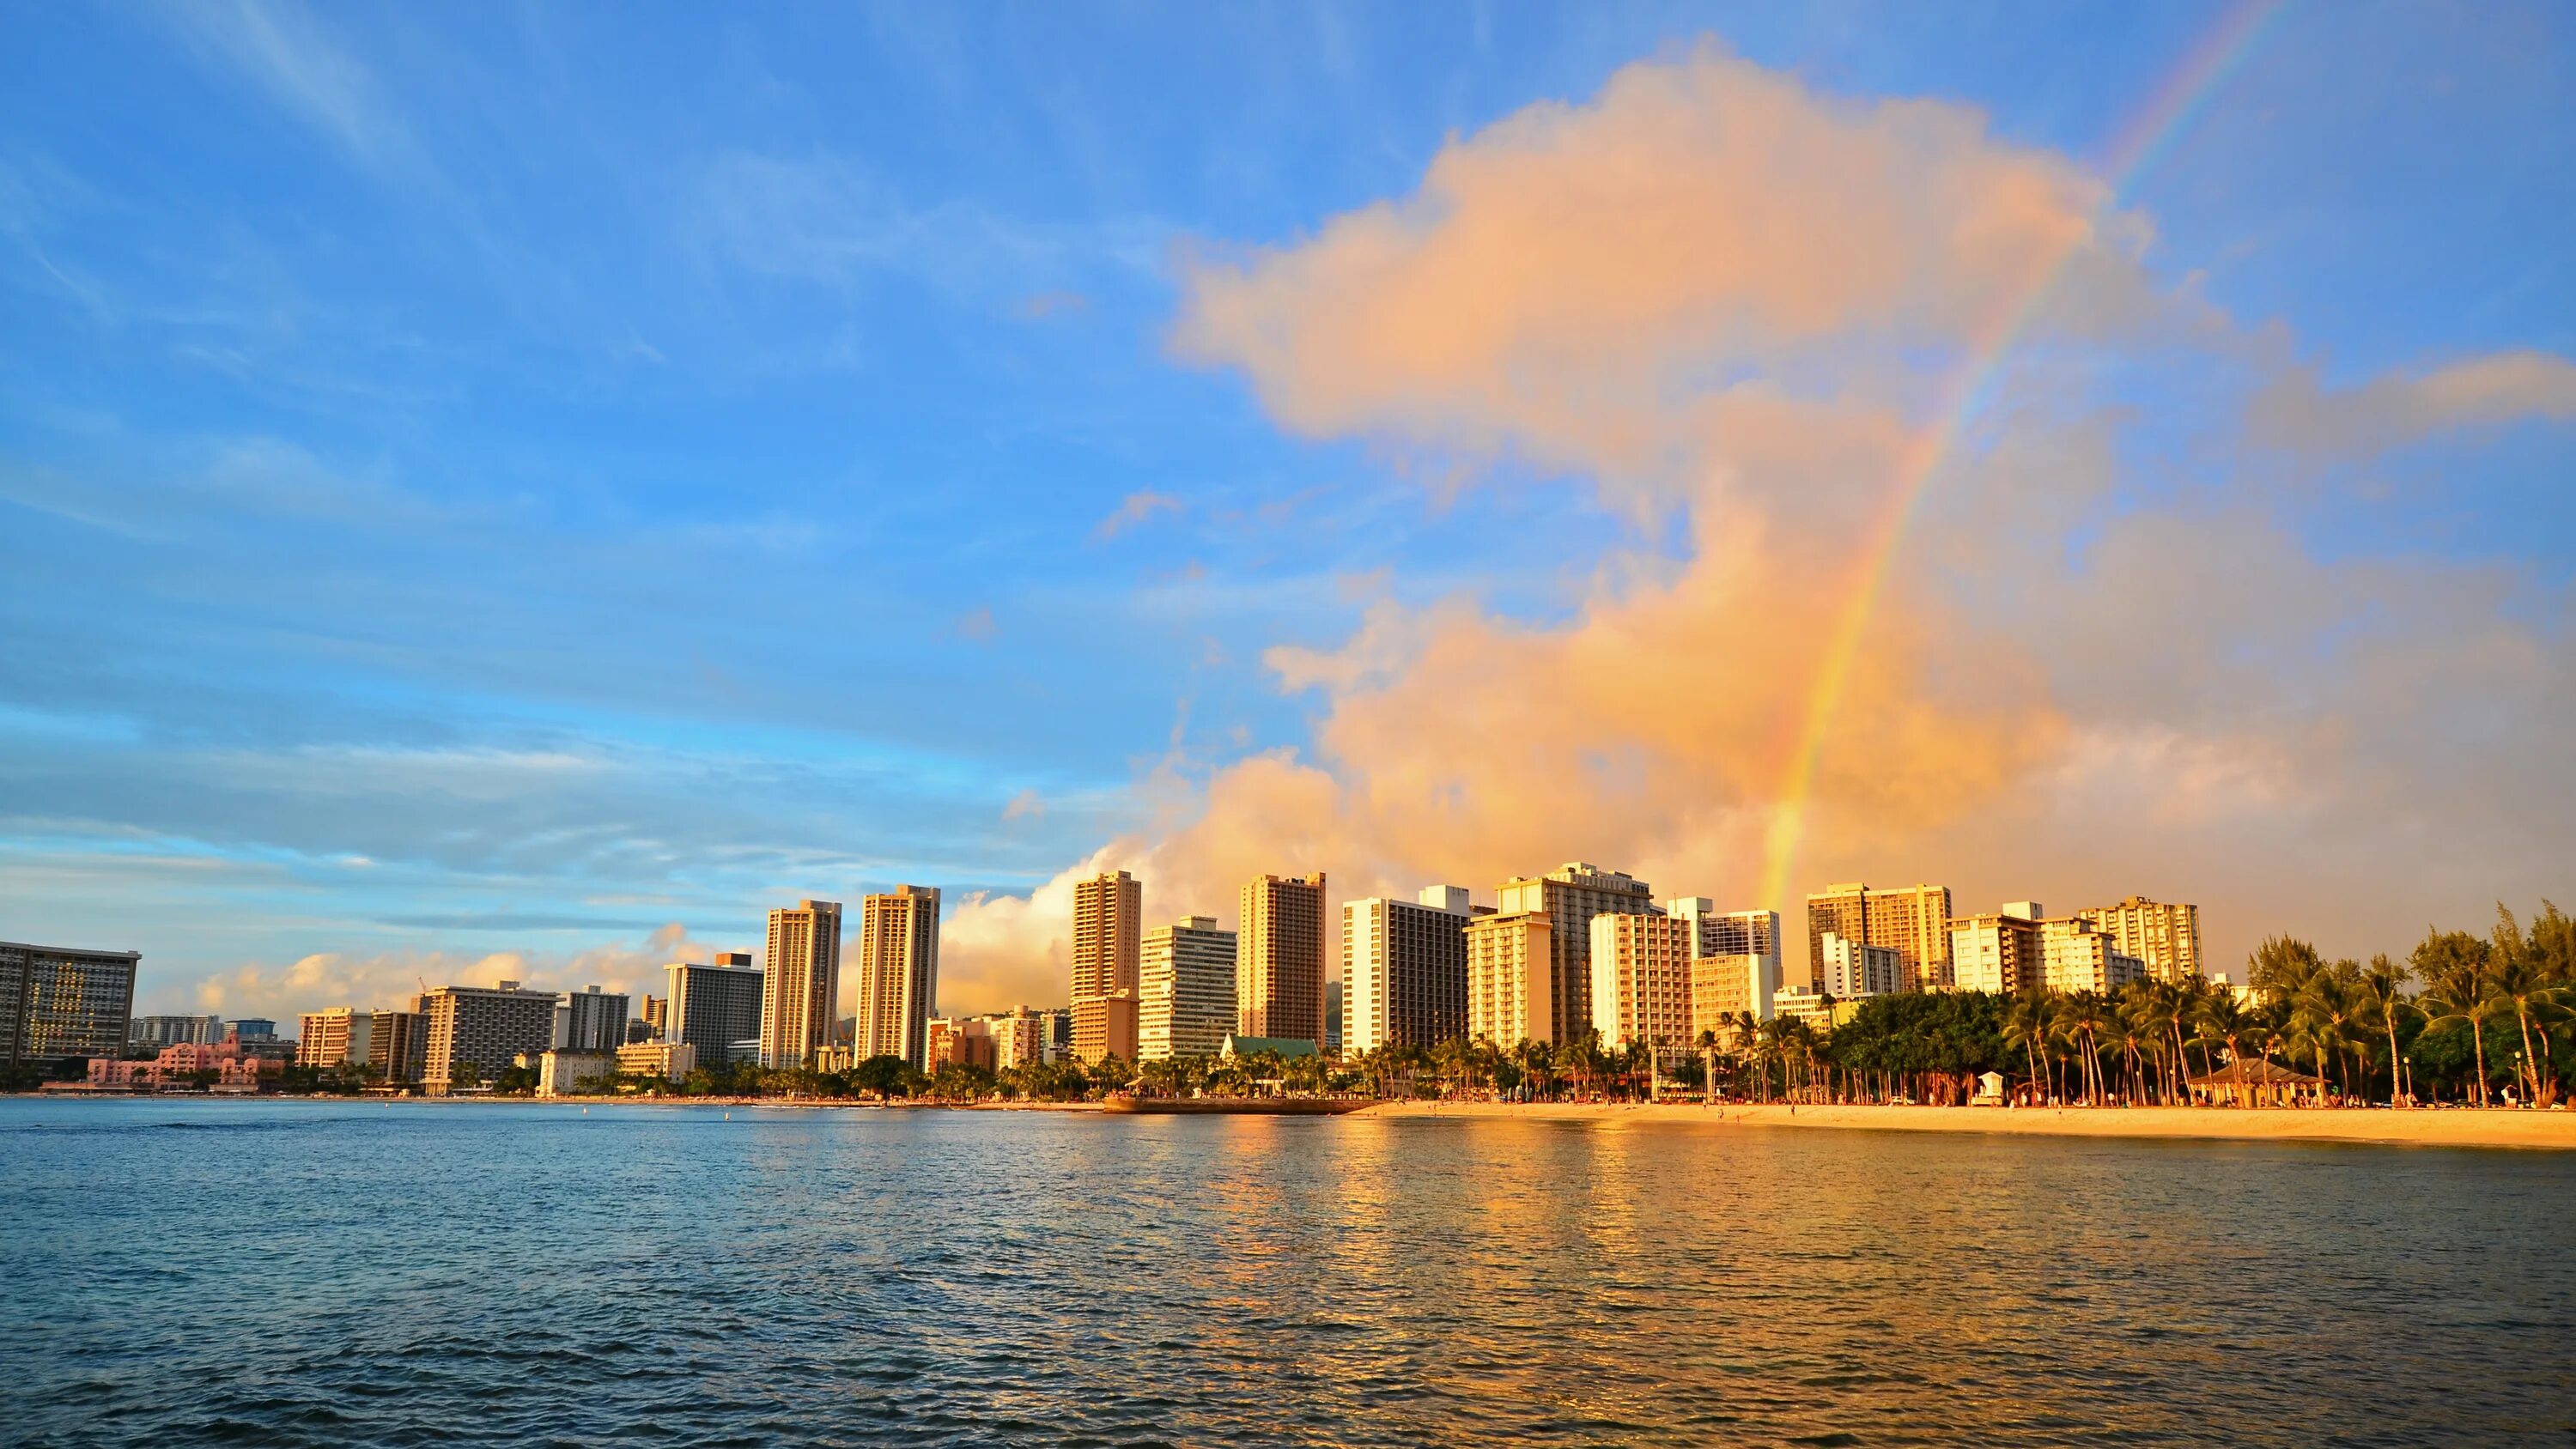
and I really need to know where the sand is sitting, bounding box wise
[1352,1099,2576,1149]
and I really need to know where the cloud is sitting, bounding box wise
[161,0,434,185]
[2250,350,2576,455]
[1001,789,1046,821]
[919,41,2576,998]
[1093,489,1184,540]
[193,922,717,1022]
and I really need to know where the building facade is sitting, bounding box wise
[667,955,764,1066]
[2040,918,2148,994]
[983,1006,1051,1070]
[131,1015,224,1048]
[1071,870,1143,1064]
[367,1009,428,1085]
[552,985,630,1053]
[1238,872,1328,1046]
[617,1039,695,1082]
[1341,887,1474,1056]
[1948,904,2047,995]
[1495,864,1657,1044]
[1589,912,1697,1052]
[1804,882,1954,991]
[422,982,560,1093]
[1140,916,1238,1060]
[855,885,941,1069]
[1464,910,1553,1046]
[761,900,841,1069]
[1,941,141,1070]
[536,1050,619,1097]
[1670,900,1782,1033]
[1815,933,1902,1000]
[298,1009,374,1068]
[2076,896,2204,984]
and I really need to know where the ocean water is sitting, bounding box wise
[3,1099,2570,1447]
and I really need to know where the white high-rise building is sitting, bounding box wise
[1669,899,1781,1037]
[1589,912,1698,1052]
[1815,932,1901,1000]
[1139,916,1237,1059]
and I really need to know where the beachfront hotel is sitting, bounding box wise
[1238,872,1328,1046]
[667,955,763,1067]
[1465,907,1553,1046]
[1589,912,1697,1052]
[1340,887,1476,1055]
[854,884,942,1070]
[553,985,630,1054]
[297,1008,374,1068]
[1815,933,1902,1000]
[1494,864,1658,1044]
[421,982,560,1094]
[762,900,841,1069]
[1140,915,1237,1060]
[1,941,141,1071]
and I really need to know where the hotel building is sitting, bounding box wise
[422,982,560,1093]
[1804,882,1954,991]
[2076,896,2204,983]
[1949,905,2047,995]
[926,1016,995,1073]
[2040,918,2148,994]
[668,955,765,1065]
[855,885,941,1069]
[1238,872,1328,1046]
[1495,864,1658,1044]
[368,1008,428,1085]
[762,900,841,1069]
[1071,870,1143,1063]
[1465,909,1553,1046]
[1341,887,1476,1056]
[1589,912,1697,1052]
[1141,916,1238,1060]
[617,1039,695,1083]
[552,985,630,1053]
[1670,900,1782,1035]
[1815,932,1901,1000]
[1,941,140,1070]
[984,1006,1056,1070]
[131,1015,225,1047]
[297,1009,374,1068]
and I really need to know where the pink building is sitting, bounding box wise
[84,1039,270,1092]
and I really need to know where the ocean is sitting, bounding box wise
[3,1098,2569,1446]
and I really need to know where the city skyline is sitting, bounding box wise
[5,3,2571,1028]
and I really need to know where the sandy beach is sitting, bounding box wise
[1354,1099,2576,1149]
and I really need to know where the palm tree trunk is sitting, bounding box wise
[2470,1016,2489,1106]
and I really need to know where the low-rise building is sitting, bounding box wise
[617,1040,695,1082]
[536,1049,619,1097]
[84,1038,270,1092]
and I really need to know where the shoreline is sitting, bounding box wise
[1352,1099,2576,1149]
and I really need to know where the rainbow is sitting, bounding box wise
[1754,0,2287,912]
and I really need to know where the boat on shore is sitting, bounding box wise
[1101,1094,1372,1116]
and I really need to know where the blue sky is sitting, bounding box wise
[3,1,2570,1016]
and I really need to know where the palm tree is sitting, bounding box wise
[2290,967,2366,1102]
[2415,930,2494,1106]
[1697,1028,1719,1106]
[2002,991,2052,1104]
[2353,955,2415,1106]
[2484,910,2573,1106]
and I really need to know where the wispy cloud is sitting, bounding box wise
[161,0,435,185]
[1093,489,1182,540]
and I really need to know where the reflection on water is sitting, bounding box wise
[3,1099,2571,1446]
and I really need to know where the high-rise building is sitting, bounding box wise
[667,957,765,1066]
[1072,870,1143,998]
[1238,872,1328,1046]
[1465,910,1553,1046]
[131,1015,224,1048]
[641,995,668,1040]
[1071,870,1143,1064]
[1140,916,1238,1060]
[1949,903,2047,995]
[1495,864,1658,1042]
[1341,887,1476,1056]
[855,885,941,1069]
[1803,882,1953,991]
[1590,912,1698,1052]
[367,1009,428,1084]
[2076,896,2204,983]
[421,982,560,1093]
[1815,932,1901,999]
[0,941,140,1070]
[298,1009,375,1067]
[762,900,841,1069]
[552,985,629,1053]
[1669,900,1782,1034]
[2040,918,2148,994]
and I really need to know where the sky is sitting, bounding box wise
[3,0,2572,1023]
